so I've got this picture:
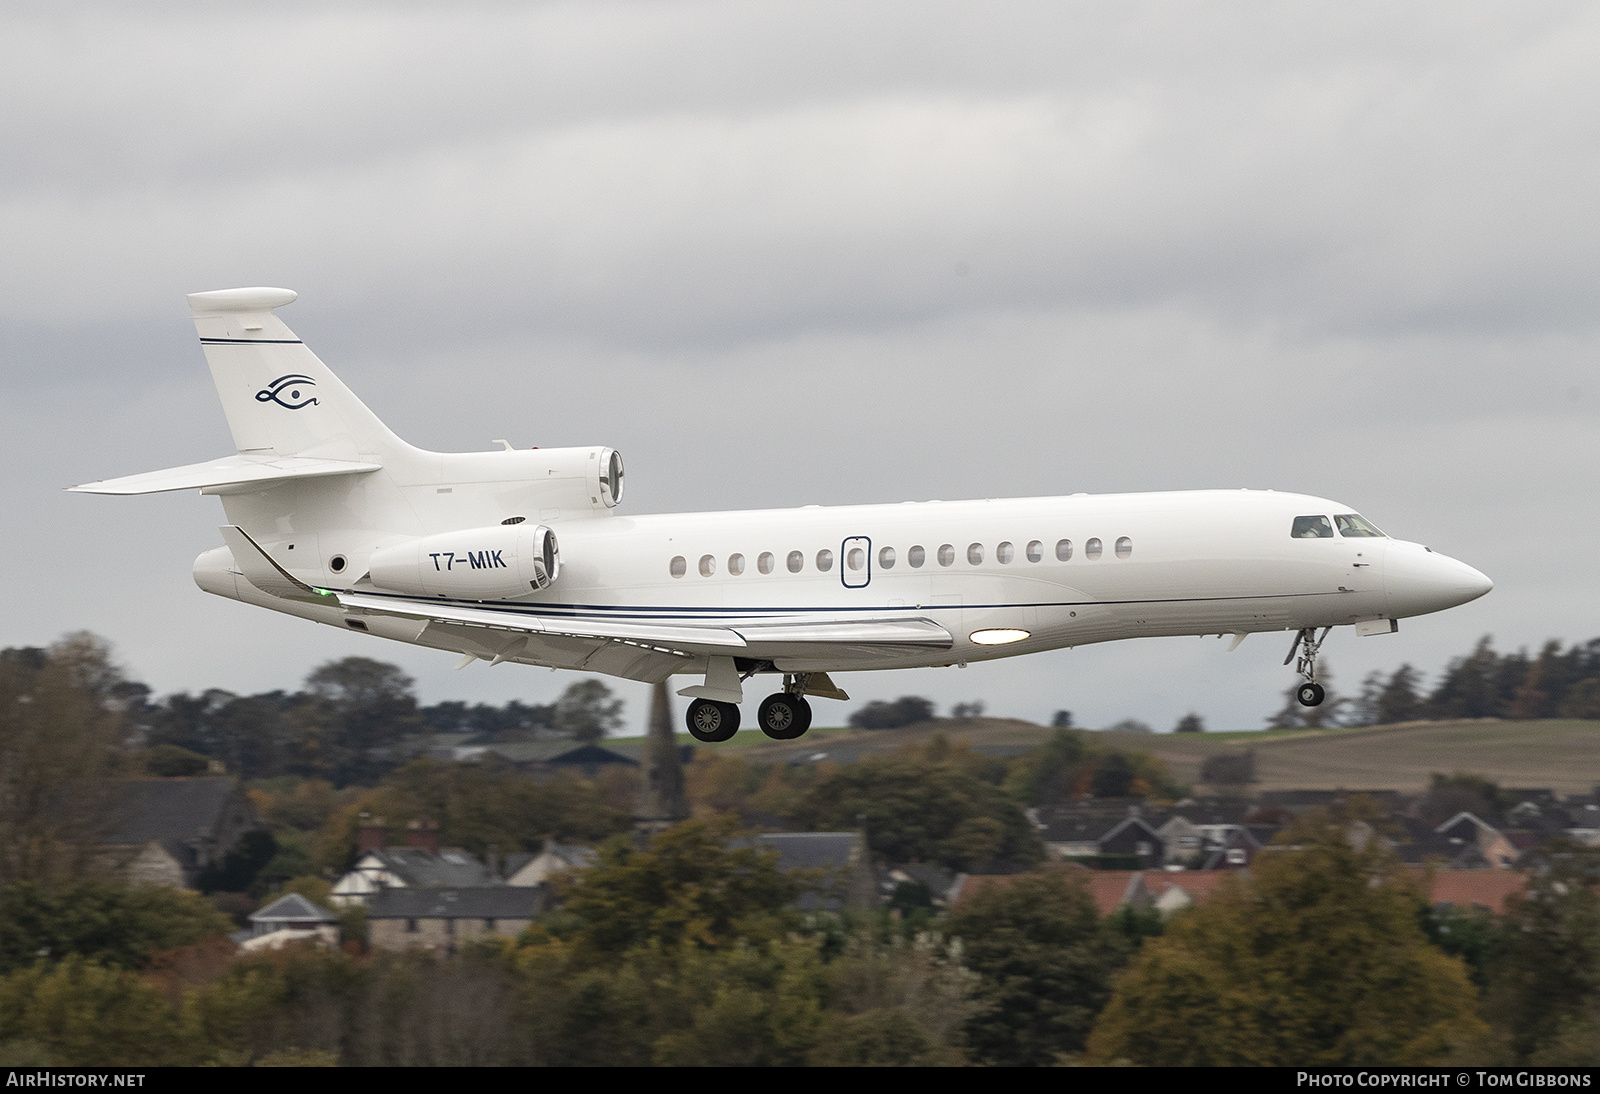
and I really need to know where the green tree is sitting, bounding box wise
[558,816,801,956]
[314,758,628,873]
[791,743,1043,870]
[1480,851,1600,1062]
[1086,812,1488,1065]
[553,680,624,743]
[0,635,129,887]
[0,957,181,1066]
[294,658,423,786]
[0,882,232,974]
[949,870,1123,1065]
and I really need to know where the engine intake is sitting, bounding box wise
[368,524,560,600]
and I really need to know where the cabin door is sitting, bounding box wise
[841,536,871,588]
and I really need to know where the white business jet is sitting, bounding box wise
[72,288,1492,742]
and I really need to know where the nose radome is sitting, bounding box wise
[1386,542,1493,618]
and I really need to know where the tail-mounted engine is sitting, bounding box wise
[368,523,560,600]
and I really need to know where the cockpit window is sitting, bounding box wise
[1335,513,1385,538]
[1292,515,1334,539]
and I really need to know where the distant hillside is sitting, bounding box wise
[699,717,1600,795]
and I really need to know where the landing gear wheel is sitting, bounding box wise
[685,698,741,743]
[757,693,812,740]
[1296,682,1326,707]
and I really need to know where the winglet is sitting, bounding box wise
[218,525,326,601]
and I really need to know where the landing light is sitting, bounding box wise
[970,628,1030,646]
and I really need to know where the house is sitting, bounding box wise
[1434,812,1520,869]
[329,816,498,907]
[882,863,965,910]
[476,740,641,775]
[100,777,262,890]
[1033,802,1165,866]
[1257,789,1402,815]
[241,893,339,952]
[366,886,550,952]
[954,866,1235,919]
[754,832,877,912]
[1197,826,1263,870]
[1424,869,1528,915]
[503,842,597,887]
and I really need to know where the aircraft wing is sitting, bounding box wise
[336,593,953,660]
[335,593,749,652]
[69,453,381,495]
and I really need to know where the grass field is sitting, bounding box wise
[664,717,1600,795]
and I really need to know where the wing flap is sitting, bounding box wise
[70,453,381,496]
[734,618,953,652]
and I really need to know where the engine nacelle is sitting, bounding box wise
[368,524,559,599]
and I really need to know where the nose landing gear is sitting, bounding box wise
[1285,627,1331,707]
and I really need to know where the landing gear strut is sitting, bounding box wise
[1285,627,1330,707]
[685,698,741,743]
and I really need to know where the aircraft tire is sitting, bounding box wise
[1296,682,1326,707]
[685,698,741,743]
[757,693,812,740]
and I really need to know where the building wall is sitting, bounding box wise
[368,916,531,951]
[122,842,188,889]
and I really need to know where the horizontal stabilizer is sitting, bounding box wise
[218,525,322,601]
[70,453,381,496]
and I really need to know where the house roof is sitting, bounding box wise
[1424,869,1527,914]
[361,847,497,888]
[104,777,241,847]
[479,741,638,766]
[251,893,336,924]
[366,886,547,919]
[752,832,862,873]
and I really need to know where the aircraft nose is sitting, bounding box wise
[1385,542,1493,619]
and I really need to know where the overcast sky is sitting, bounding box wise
[3,1,1596,734]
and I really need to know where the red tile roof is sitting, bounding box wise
[1422,869,1527,915]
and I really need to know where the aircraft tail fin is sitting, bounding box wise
[187,288,408,459]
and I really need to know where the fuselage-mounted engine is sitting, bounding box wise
[368,523,560,600]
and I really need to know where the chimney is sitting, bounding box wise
[405,818,440,855]
[358,813,387,854]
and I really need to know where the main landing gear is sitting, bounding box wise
[684,698,740,743]
[682,675,817,742]
[756,691,812,741]
[1285,626,1330,707]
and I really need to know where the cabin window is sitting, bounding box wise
[1292,515,1334,539]
[699,554,716,577]
[879,546,896,569]
[996,541,1014,564]
[728,553,746,575]
[967,542,984,565]
[787,550,804,573]
[847,547,866,571]
[758,551,775,574]
[670,556,687,578]
[937,544,956,567]
[1055,539,1073,561]
[1115,536,1132,559]
[1026,540,1043,563]
[485,918,497,931]
[1335,513,1385,538]
[816,549,834,572]
[406,919,419,933]
[1086,538,1102,560]
[908,545,926,568]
